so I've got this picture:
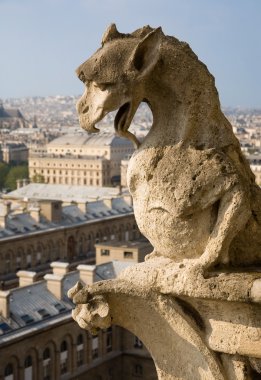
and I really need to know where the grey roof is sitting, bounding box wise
[95,260,134,281]
[0,107,24,119]
[6,183,129,203]
[1,143,28,150]
[0,191,133,241]
[48,132,132,147]
[0,261,134,342]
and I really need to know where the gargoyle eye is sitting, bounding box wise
[93,82,114,91]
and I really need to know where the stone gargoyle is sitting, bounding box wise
[69,25,261,379]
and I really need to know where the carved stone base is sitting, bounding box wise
[68,260,261,380]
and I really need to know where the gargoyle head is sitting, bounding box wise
[68,281,111,334]
[76,24,163,146]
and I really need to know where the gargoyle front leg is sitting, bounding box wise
[199,184,251,273]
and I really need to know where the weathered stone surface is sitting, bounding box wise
[71,24,261,379]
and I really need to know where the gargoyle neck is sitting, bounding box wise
[143,83,225,149]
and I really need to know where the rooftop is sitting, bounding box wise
[4,183,129,203]
[47,132,133,147]
[0,190,133,240]
[0,260,134,343]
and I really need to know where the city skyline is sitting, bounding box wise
[1,0,261,107]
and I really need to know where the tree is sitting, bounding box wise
[31,173,45,183]
[0,162,10,190]
[4,165,29,190]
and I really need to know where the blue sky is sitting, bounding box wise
[0,0,260,107]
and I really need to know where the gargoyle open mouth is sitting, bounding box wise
[114,102,131,132]
[114,102,141,148]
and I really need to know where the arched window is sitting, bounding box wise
[60,341,68,374]
[4,363,13,380]
[106,327,112,352]
[61,341,67,352]
[5,252,11,274]
[24,355,33,380]
[79,237,84,256]
[43,348,50,360]
[92,336,99,359]
[43,348,51,380]
[24,355,32,367]
[26,248,32,268]
[77,334,83,345]
[16,248,23,270]
[95,232,100,244]
[77,334,84,366]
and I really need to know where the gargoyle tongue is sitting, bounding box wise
[114,102,131,132]
[114,101,141,148]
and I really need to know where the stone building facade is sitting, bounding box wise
[0,189,139,287]
[1,143,29,164]
[29,133,134,186]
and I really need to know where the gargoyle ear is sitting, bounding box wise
[130,27,162,77]
[102,23,121,45]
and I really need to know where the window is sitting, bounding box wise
[27,251,32,268]
[92,336,99,359]
[79,238,84,255]
[77,335,84,366]
[21,314,34,324]
[124,251,133,259]
[4,363,13,380]
[0,322,11,333]
[37,309,50,319]
[101,249,110,256]
[54,303,66,313]
[43,348,51,380]
[106,327,112,352]
[60,341,68,374]
[24,356,33,380]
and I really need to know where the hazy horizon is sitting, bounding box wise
[1,0,261,108]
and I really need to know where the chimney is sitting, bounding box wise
[51,262,69,276]
[17,270,37,287]
[0,200,11,228]
[103,198,112,209]
[22,178,30,187]
[0,290,10,318]
[28,203,41,223]
[44,274,64,299]
[77,201,87,213]
[16,179,23,189]
[44,261,70,299]
[39,200,62,223]
[123,194,133,206]
[77,264,96,285]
